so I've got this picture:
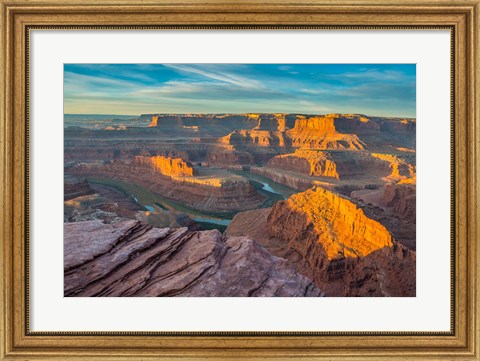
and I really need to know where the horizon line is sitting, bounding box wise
[64,112,416,119]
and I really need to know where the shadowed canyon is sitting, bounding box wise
[65,113,416,297]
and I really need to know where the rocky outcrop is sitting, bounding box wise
[69,161,265,212]
[350,183,416,249]
[64,182,144,224]
[64,175,95,201]
[268,187,393,261]
[382,183,416,220]
[266,151,415,182]
[220,129,291,147]
[64,220,323,297]
[144,114,258,137]
[287,115,367,150]
[254,114,288,131]
[226,187,415,296]
[370,153,415,182]
[133,155,197,177]
[207,150,254,166]
[267,149,339,178]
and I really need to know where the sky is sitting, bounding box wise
[64,64,416,117]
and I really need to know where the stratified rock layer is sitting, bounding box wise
[268,149,339,178]
[64,220,323,297]
[69,161,265,212]
[134,155,197,177]
[226,187,415,296]
[268,187,393,261]
[64,175,95,201]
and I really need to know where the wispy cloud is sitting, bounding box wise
[64,64,416,117]
[163,64,263,89]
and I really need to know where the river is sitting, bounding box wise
[260,181,282,195]
[192,217,231,226]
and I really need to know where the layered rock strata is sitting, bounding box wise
[287,115,367,150]
[133,155,197,177]
[267,149,340,178]
[64,220,323,297]
[69,159,265,212]
[64,175,95,201]
[226,187,415,296]
[351,183,416,249]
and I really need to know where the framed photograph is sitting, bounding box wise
[1,0,478,359]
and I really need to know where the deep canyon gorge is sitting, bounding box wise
[64,113,416,297]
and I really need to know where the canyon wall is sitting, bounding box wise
[226,187,416,296]
[69,158,265,212]
[250,167,320,191]
[267,149,340,178]
[133,155,197,177]
[64,220,323,297]
[267,187,393,262]
[64,176,95,201]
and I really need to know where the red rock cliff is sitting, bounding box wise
[267,149,340,178]
[226,187,415,296]
[268,187,393,262]
[133,155,197,177]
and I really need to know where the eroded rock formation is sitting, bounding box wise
[64,175,95,201]
[133,155,197,177]
[267,149,340,178]
[226,187,416,296]
[351,183,416,249]
[69,160,265,212]
[287,115,367,150]
[268,187,393,261]
[64,220,323,297]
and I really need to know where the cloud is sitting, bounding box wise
[64,64,416,117]
[162,64,263,89]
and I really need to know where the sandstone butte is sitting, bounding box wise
[286,115,367,150]
[219,114,369,150]
[370,153,416,181]
[64,220,322,297]
[133,155,197,177]
[147,115,159,127]
[226,186,415,296]
[267,187,393,261]
[268,149,340,179]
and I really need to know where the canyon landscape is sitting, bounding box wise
[64,64,416,297]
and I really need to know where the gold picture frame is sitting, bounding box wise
[1,0,478,359]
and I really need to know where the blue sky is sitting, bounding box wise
[64,64,416,117]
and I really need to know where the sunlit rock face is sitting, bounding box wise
[219,114,292,147]
[254,114,288,131]
[370,153,416,182]
[64,220,323,297]
[133,155,197,177]
[64,111,417,298]
[64,175,95,201]
[287,115,367,150]
[267,149,340,178]
[220,129,291,147]
[268,187,393,262]
[226,187,416,296]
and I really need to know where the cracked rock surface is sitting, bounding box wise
[64,219,322,297]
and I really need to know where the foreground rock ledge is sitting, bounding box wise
[64,219,323,297]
